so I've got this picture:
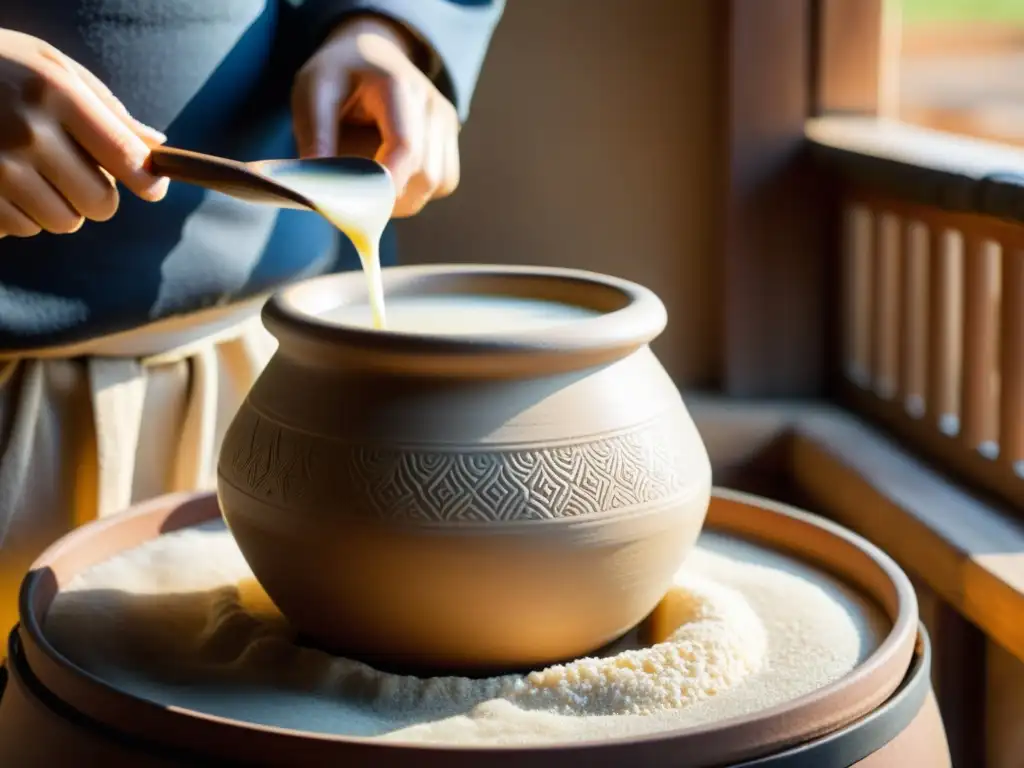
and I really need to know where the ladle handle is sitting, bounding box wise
[148,146,310,208]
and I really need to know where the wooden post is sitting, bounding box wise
[815,0,887,115]
[717,0,830,397]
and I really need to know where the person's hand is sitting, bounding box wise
[292,15,461,218]
[0,29,168,239]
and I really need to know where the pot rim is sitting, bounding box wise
[731,624,932,767]
[262,264,668,375]
[17,489,919,766]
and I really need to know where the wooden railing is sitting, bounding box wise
[840,195,1024,507]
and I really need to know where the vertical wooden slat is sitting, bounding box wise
[961,237,1001,455]
[842,202,1021,510]
[842,205,857,383]
[1001,244,1024,472]
[902,221,930,417]
[844,205,874,387]
[928,228,964,436]
[873,212,901,399]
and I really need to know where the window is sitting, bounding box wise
[898,0,1024,146]
[809,0,1024,511]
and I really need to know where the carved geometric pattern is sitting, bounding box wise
[220,409,695,523]
[226,416,314,505]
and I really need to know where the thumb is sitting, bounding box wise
[292,70,348,159]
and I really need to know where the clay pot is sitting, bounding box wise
[0,490,949,767]
[216,264,713,672]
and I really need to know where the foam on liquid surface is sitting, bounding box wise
[44,523,889,746]
[322,294,601,335]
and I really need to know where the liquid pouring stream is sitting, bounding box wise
[149,145,396,328]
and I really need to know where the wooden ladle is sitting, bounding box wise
[148,145,391,211]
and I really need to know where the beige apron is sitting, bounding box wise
[0,301,278,640]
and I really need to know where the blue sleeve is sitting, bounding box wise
[284,0,505,121]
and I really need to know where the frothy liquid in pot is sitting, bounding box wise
[323,294,601,335]
[267,165,395,329]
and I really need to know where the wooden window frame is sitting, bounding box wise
[809,2,1024,513]
[715,0,1023,512]
[712,4,1024,762]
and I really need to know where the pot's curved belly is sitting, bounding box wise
[217,344,712,671]
[220,345,709,525]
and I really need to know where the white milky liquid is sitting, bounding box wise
[266,165,395,329]
[322,294,601,335]
[266,166,601,336]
